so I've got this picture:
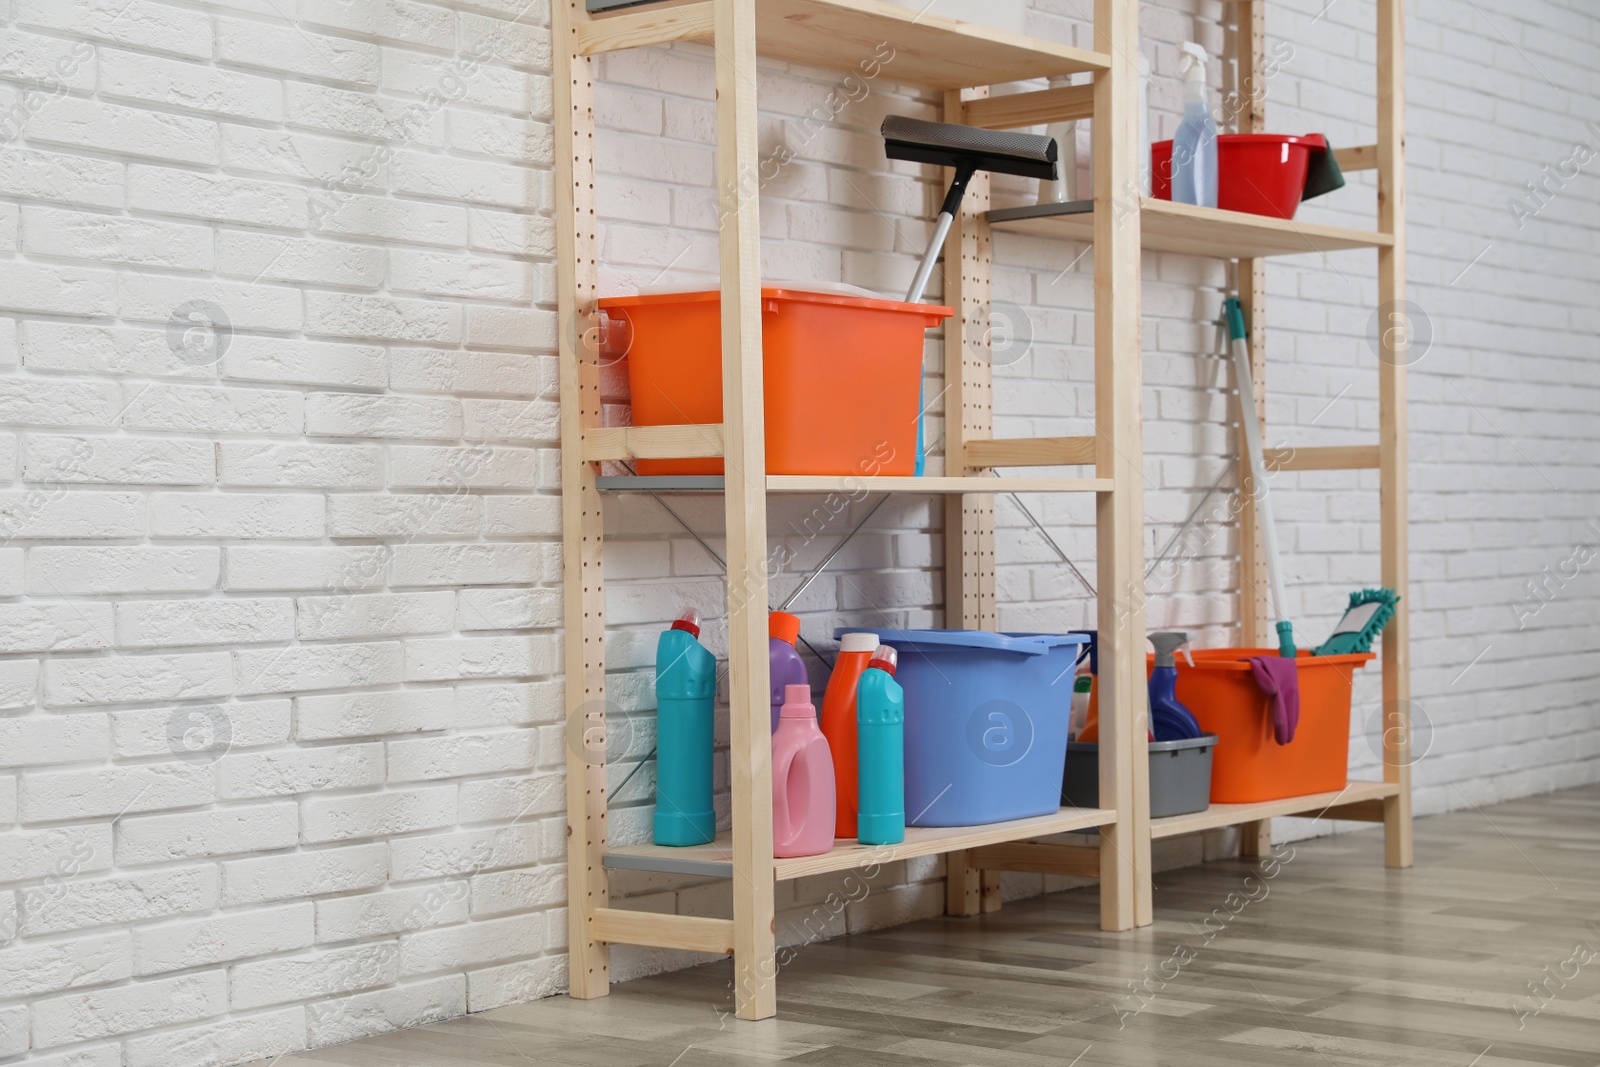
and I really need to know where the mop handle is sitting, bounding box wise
[1225,299,1292,649]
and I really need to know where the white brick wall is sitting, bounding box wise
[0,0,1592,1063]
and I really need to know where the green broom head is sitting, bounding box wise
[1313,588,1400,656]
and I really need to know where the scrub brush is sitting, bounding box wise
[1313,588,1399,656]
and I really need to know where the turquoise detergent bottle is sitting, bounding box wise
[654,608,716,846]
[855,644,906,846]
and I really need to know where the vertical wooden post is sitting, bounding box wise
[714,0,778,1020]
[1092,0,1149,931]
[1376,0,1412,869]
[941,87,1002,919]
[554,0,611,1000]
[1234,0,1273,860]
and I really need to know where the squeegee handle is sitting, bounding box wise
[905,162,977,304]
[905,211,953,304]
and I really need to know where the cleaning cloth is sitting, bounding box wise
[1247,656,1301,745]
[1302,137,1345,202]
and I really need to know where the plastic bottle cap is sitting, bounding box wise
[780,683,814,718]
[1148,631,1190,668]
[839,632,878,655]
[867,644,898,676]
[671,608,702,639]
[1179,42,1208,82]
[768,611,801,646]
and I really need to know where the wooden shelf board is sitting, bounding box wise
[595,475,1113,494]
[585,0,1109,86]
[604,806,1116,882]
[1149,780,1401,839]
[988,198,1393,260]
[768,475,1111,494]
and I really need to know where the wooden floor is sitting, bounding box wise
[259,786,1600,1066]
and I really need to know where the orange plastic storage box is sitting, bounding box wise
[1173,649,1375,803]
[597,288,953,476]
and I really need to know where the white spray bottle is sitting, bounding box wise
[1171,42,1218,208]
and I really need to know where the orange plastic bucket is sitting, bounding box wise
[1173,649,1374,803]
[598,288,952,476]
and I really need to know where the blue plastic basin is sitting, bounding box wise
[836,629,1088,827]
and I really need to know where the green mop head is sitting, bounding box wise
[1313,588,1399,656]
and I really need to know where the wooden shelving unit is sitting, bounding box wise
[556,0,1408,1019]
[557,0,1146,1021]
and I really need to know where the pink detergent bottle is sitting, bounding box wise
[771,683,836,858]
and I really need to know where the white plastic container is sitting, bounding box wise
[1037,75,1078,205]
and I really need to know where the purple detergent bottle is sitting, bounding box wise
[768,612,807,733]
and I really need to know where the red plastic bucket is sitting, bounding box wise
[1152,133,1327,219]
[599,288,952,477]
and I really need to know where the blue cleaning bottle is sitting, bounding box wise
[854,644,905,845]
[1147,631,1203,742]
[1171,43,1218,208]
[654,608,716,846]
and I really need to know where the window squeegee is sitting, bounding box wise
[882,116,1058,473]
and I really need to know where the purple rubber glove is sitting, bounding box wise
[1248,656,1301,745]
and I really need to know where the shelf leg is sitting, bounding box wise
[714,0,778,1020]
[945,850,981,917]
[1240,819,1271,858]
[1377,0,1413,870]
[980,871,1003,913]
[1093,0,1151,932]
[554,0,611,1000]
[940,87,1003,916]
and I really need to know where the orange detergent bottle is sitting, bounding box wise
[818,631,878,839]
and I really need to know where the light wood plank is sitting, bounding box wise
[584,0,1108,84]
[967,841,1101,878]
[1377,0,1413,870]
[989,198,1393,259]
[582,424,724,462]
[576,2,714,53]
[554,0,611,1002]
[1150,780,1401,839]
[714,0,776,1022]
[964,436,1096,468]
[1239,818,1272,857]
[603,806,1118,881]
[939,86,999,631]
[591,909,736,955]
[979,871,1002,913]
[773,807,1117,879]
[962,83,1094,129]
[1335,143,1379,172]
[944,849,981,917]
[1321,799,1389,822]
[1093,0,1149,933]
[1264,444,1381,472]
[940,86,1001,916]
[760,0,1103,87]
[773,475,1109,494]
